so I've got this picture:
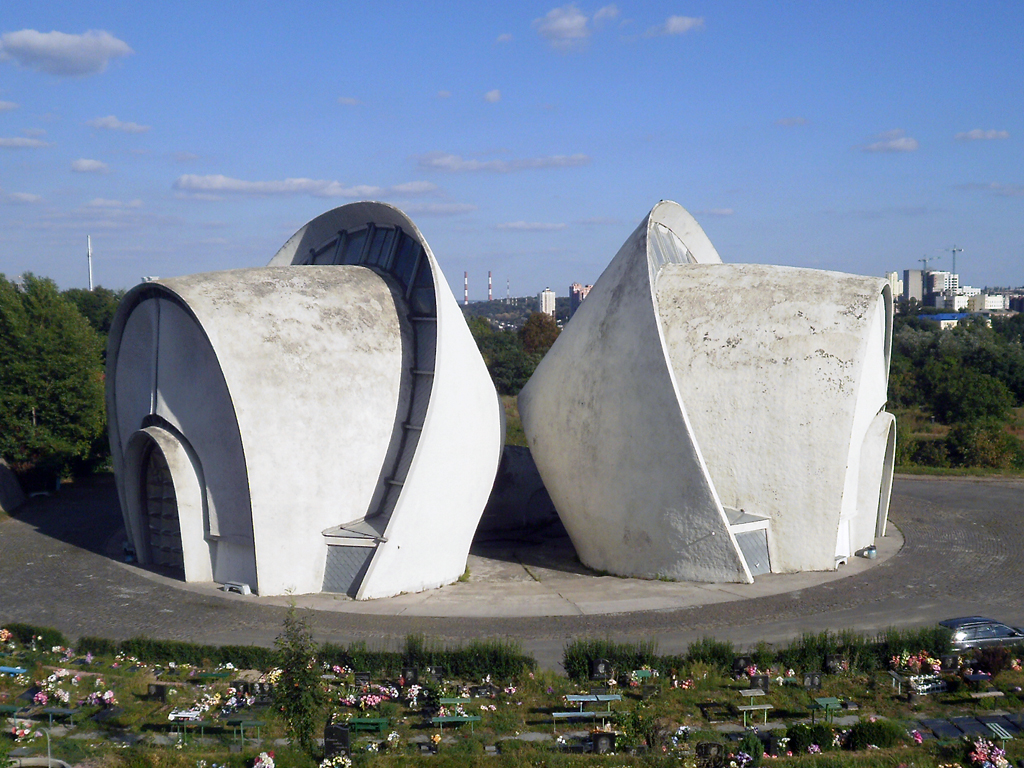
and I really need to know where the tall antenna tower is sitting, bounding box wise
[87,235,94,291]
[506,279,510,303]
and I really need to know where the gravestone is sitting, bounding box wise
[696,741,725,768]
[803,672,822,690]
[589,658,612,681]
[423,666,443,683]
[732,656,752,675]
[941,654,960,672]
[766,732,783,756]
[402,667,419,685]
[324,723,350,757]
[148,683,168,702]
[825,654,844,674]
[232,680,251,696]
[354,671,371,686]
[252,681,274,704]
[749,674,770,693]
[589,686,609,695]
[591,731,616,754]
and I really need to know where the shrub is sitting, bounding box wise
[974,646,1011,678]
[739,732,765,766]
[685,636,734,671]
[77,636,117,657]
[4,623,66,649]
[846,718,906,750]
[562,637,658,681]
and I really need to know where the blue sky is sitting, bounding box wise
[0,1,1020,296]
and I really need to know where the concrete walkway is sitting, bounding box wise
[1,474,1023,671]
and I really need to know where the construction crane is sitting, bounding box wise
[946,245,963,277]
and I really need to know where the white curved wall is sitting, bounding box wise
[519,209,751,583]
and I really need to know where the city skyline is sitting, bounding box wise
[0,2,1021,295]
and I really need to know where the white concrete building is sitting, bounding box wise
[968,293,1008,312]
[539,288,556,317]
[518,201,895,583]
[106,202,504,599]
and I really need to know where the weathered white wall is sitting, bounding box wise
[519,208,751,583]
[656,264,891,573]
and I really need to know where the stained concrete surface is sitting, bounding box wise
[1,473,1021,672]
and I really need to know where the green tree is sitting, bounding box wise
[0,274,106,476]
[273,607,325,759]
[518,312,560,355]
[62,286,124,341]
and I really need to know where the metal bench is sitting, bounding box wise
[986,721,1014,748]
[348,717,390,734]
[736,703,774,727]
[431,715,481,732]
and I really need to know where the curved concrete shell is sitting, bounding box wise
[107,203,503,599]
[518,201,894,583]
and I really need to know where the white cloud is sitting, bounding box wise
[646,15,704,37]
[0,100,18,112]
[484,89,501,103]
[0,136,50,148]
[173,151,199,162]
[401,202,477,216]
[593,5,619,23]
[337,97,360,106]
[71,158,109,172]
[390,180,438,194]
[23,128,45,137]
[861,129,918,153]
[534,5,590,50]
[495,221,568,231]
[496,33,513,43]
[417,151,590,173]
[88,197,142,208]
[173,174,436,199]
[437,90,452,99]
[3,191,41,204]
[955,129,1009,142]
[0,29,132,76]
[695,208,734,216]
[87,114,150,133]
[775,117,808,127]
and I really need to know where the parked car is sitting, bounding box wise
[939,616,1024,652]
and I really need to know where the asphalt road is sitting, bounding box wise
[1,473,1021,670]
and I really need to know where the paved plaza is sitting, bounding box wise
[1,473,1022,670]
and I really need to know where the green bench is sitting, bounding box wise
[225,718,264,744]
[348,717,390,734]
[431,715,481,732]
[438,697,471,706]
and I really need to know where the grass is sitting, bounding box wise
[502,395,527,447]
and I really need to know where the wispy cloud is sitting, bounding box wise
[402,202,477,216]
[495,221,568,231]
[955,129,1009,142]
[0,136,50,148]
[646,15,704,37]
[437,90,452,99]
[0,100,18,112]
[861,129,918,153]
[0,29,132,76]
[22,128,45,137]
[2,190,41,204]
[534,5,590,50]
[495,33,513,44]
[576,216,621,226]
[956,182,1024,198]
[337,97,360,106]
[88,197,142,208]
[71,158,108,173]
[695,208,734,216]
[416,151,590,173]
[775,117,808,127]
[484,89,501,103]
[173,174,438,200]
[593,5,620,23]
[87,115,150,133]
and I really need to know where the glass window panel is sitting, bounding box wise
[377,229,398,270]
[392,236,420,288]
[341,229,368,264]
[365,226,389,266]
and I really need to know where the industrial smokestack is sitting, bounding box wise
[87,235,93,291]
[464,271,468,305]
[488,271,492,302]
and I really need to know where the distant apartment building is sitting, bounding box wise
[539,287,556,317]
[903,269,925,302]
[569,283,593,317]
[968,293,1009,312]
[885,272,903,300]
[929,271,958,294]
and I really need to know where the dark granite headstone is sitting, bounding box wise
[749,674,770,693]
[825,654,844,674]
[354,671,371,686]
[766,732,783,756]
[696,741,725,768]
[941,654,960,672]
[402,666,418,685]
[732,657,752,675]
[148,683,169,702]
[17,686,39,703]
[232,680,251,695]
[591,732,616,754]
[803,673,822,690]
[93,707,124,723]
[589,658,611,680]
[324,723,350,757]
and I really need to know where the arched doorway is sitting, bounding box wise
[140,441,185,576]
